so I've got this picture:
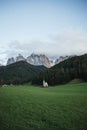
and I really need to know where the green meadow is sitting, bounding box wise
[0,83,87,130]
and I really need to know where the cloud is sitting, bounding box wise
[48,29,87,55]
[0,29,87,65]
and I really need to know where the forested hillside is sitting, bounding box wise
[32,54,87,85]
[0,61,47,85]
[0,54,87,86]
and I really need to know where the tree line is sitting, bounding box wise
[32,54,87,85]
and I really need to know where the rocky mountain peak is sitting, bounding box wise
[6,53,71,67]
[16,54,26,62]
[27,54,52,68]
[55,56,69,64]
[7,57,15,65]
[0,64,2,66]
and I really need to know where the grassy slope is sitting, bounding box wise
[0,83,87,130]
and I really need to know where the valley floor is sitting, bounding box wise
[0,83,87,130]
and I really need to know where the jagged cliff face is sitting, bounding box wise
[7,57,15,65]
[55,55,76,64]
[27,54,51,68]
[0,64,2,66]
[16,54,26,62]
[6,54,54,68]
[6,54,71,67]
[7,54,25,65]
[55,56,69,64]
[49,60,55,67]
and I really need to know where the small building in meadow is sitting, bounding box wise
[43,80,48,87]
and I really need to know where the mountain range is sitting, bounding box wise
[0,53,87,86]
[0,54,87,85]
[6,53,71,68]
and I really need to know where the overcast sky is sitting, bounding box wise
[0,0,87,64]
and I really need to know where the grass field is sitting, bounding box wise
[0,83,87,130]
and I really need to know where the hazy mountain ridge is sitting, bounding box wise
[6,53,71,68]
